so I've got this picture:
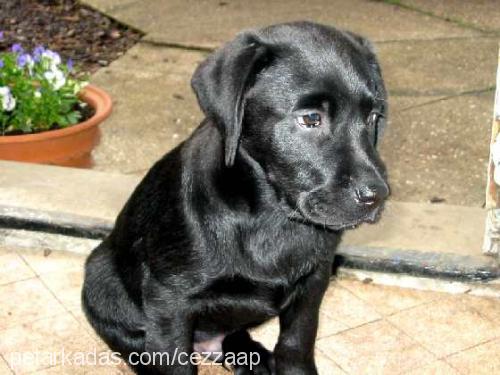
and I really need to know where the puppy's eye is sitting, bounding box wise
[297,113,321,128]
[367,111,384,126]
[368,111,384,147]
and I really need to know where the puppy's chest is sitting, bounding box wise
[201,230,332,314]
[240,223,334,276]
[195,222,337,328]
[199,270,308,329]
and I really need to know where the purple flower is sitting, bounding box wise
[0,59,4,69]
[17,53,33,68]
[11,43,23,54]
[33,45,45,61]
[67,58,73,72]
[0,31,4,40]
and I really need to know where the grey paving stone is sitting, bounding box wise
[380,90,494,206]
[95,0,478,48]
[83,0,139,13]
[377,37,499,96]
[342,201,484,256]
[90,44,206,174]
[0,161,137,221]
[399,0,500,33]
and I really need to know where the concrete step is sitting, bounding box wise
[0,160,498,282]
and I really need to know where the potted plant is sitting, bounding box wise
[0,35,112,168]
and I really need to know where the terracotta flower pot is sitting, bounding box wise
[0,84,112,168]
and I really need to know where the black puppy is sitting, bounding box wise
[82,21,389,375]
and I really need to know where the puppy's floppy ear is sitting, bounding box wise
[191,33,268,167]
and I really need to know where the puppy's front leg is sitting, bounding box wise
[274,266,331,375]
[143,297,196,375]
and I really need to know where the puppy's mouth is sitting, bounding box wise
[290,200,385,231]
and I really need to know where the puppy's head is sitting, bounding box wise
[192,21,389,230]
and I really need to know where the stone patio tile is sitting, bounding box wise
[338,279,441,316]
[388,95,442,115]
[95,43,206,75]
[320,283,382,328]
[90,44,204,173]
[99,0,477,48]
[0,162,138,223]
[445,339,500,375]
[33,361,231,375]
[251,317,279,351]
[341,201,486,256]
[70,309,101,343]
[380,90,494,206]
[28,340,347,374]
[40,269,84,312]
[84,0,139,13]
[457,294,500,324]
[399,0,500,33]
[0,278,66,330]
[0,252,35,286]
[315,350,346,375]
[317,311,349,339]
[402,360,459,375]
[197,365,226,375]
[387,298,500,358]
[317,319,434,374]
[31,363,130,374]
[377,37,498,96]
[0,313,97,374]
[0,356,13,374]
[19,248,85,276]
[250,311,348,353]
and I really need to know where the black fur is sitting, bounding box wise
[82,21,389,375]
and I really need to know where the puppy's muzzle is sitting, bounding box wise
[296,179,389,229]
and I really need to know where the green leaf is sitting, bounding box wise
[66,111,81,125]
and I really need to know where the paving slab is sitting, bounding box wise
[0,160,137,222]
[342,202,484,256]
[83,0,479,49]
[4,244,497,375]
[376,37,499,96]
[399,0,500,33]
[90,44,206,173]
[338,268,500,298]
[83,0,139,13]
[381,90,494,206]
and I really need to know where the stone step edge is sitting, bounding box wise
[0,204,498,282]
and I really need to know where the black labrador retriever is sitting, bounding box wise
[82,21,389,375]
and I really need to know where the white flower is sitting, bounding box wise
[44,68,66,90]
[73,80,89,95]
[41,50,61,69]
[0,86,16,112]
[34,90,42,99]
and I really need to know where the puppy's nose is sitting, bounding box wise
[354,184,388,207]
